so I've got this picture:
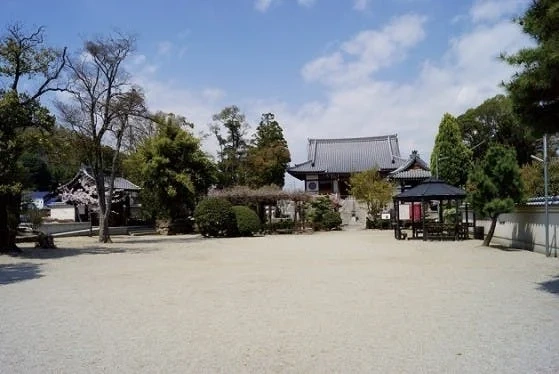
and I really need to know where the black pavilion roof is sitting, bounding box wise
[395,178,466,202]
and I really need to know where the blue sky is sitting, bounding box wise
[2,0,531,188]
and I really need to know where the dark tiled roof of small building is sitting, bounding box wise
[113,177,140,191]
[390,151,430,174]
[288,135,401,177]
[389,169,432,180]
[389,151,431,181]
[395,178,466,201]
[60,167,141,191]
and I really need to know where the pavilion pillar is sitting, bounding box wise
[393,198,400,239]
[422,198,426,241]
[465,201,469,239]
[411,201,415,238]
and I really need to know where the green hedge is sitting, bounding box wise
[264,219,295,233]
[321,211,342,230]
[232,206,261,236]
[193,198,237,237]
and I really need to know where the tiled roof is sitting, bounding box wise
[525,196,559,206]
[60,167,141,191]
[390,169,432,180]
[288,135,401,176]
[113,177,140,191]
[390,151,430,175]
[395,178,466,201]
[389,151,431,181]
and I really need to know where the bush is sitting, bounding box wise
[443,207,458,224]
[309,196,342,231]
[366,217,391,229]
[232,206,261,236]
[193,198,236,237]
[265,219,295,233]
[309,196,334,224]
[322,210,342,230]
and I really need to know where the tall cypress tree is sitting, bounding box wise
[430,113,472,187]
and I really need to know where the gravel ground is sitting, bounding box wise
[1,230,558,373]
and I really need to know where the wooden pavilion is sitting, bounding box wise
[393,178,469,241]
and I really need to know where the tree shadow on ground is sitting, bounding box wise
[538,276,559,296]
[489,244,524,252]
[13,246,130,260]
[124,235,205,245]
[7,235,207,260]
[0,262,43,285]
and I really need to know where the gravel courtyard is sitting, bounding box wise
[1,230,558,373]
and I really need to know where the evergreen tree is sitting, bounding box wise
[430,113,472,186]
[124,114,217,222]
[246,113,291,188]
[467,144,524,246]
[502,0,559,135]
[456,95,536,165]
[0,24,66,251]
[210,105,250,187]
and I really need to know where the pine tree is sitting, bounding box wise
[502,0,559,135]
[467,144,524,246]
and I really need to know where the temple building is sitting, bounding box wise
[287,135,402,197]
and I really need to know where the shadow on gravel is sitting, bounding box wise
[125,235,205,245]
[4,235,207,260]
[489,244,524,252]
[538,276,559,296]
[15,246,132,260]
[0,263,43,285]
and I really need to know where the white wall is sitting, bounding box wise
[477,205,559,256]
[49,206,76,221]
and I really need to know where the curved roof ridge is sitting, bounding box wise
[308,135,398,142]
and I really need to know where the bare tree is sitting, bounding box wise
[0,23,66,251]
[57,33,146,243]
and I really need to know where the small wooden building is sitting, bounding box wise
[55,167,141,225]
[389,150,431,192]
[287,135,402,197]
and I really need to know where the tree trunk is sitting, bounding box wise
[0,191,20,252]
[99,210,112,243]
[483,215,498,247]
[96,171,111,243]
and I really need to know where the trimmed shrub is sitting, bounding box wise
[265,219,295,233]
[193,198,236,237]
[232,206,261,236]
[322,210,342,230]
[309,196,342,231]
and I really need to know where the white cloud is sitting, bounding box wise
[157,41,173,56]
[470,0,527,23]
[202,88,226,102]
[297,0,317,7]
[254,0,318,12]
[302,14,427,86]
[254,0,277,12]
[353,0,371,11]
[281,12,532,175]
[125,4,534,190]
[178,47,188,59]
